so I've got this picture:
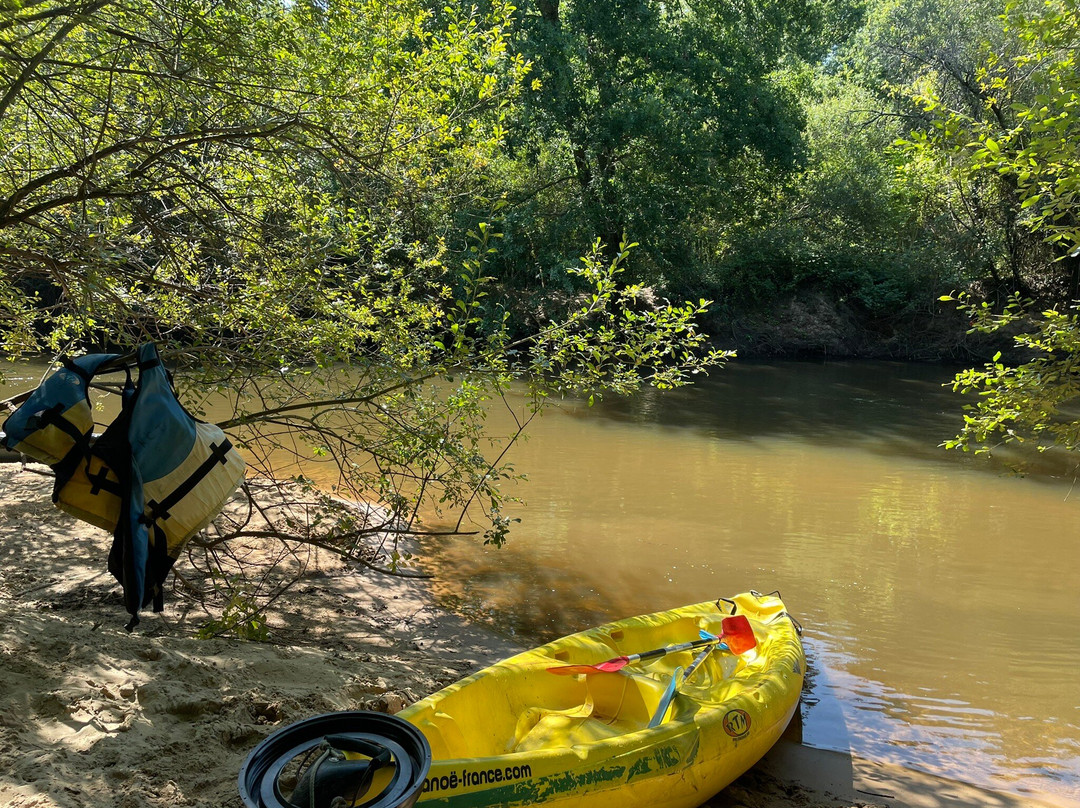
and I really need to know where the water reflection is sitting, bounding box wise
[594,360,1080,480]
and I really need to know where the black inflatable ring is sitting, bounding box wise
[238,711,432,808]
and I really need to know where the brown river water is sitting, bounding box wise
[4,357,1079,804]
[422,360,1080,806]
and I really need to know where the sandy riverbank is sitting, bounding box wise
[0,463,1062,808]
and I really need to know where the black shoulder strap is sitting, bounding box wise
[39,402,96,500]
[35,402,90,447]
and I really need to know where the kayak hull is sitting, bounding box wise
[398,592,804,808]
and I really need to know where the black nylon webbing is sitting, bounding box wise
[60,358,92,385]
[37,404,89,449]
[142,439,233,524]
[87,463,122,497]
[147,522,174,610]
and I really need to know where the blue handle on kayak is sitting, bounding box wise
[648,630,732,728]
[648,666,684,728]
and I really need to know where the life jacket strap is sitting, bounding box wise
[86,463,123,497]
[52,444,90,505]
[34,402,90,449]
[60,357,93,385]
[142,439,234,525]
[146,522,174,612]
[40,403,97,502]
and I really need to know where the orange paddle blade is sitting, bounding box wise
[546,658,630,676]
[720,615,757,655]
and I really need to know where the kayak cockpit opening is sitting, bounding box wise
[407,665,684,760]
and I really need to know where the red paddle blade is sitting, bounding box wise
[546,656,630,676]
[721,615,757,655]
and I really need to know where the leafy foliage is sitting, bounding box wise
[703,70,974,317]
[908,3,1080,458]
[652,0,1024,325]
[962,0,1080,253]
[942,292,1080,454]
[0,0,526,357]
[495,0,832,291]
[0,0,728,630]
[898,0,1079,296]
[194,574,271,642]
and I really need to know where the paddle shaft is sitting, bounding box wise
[648,666,683,729]
[546,635,720,675]
[624,635,716,666]
[547,616,756,676]
[682,643,719,679]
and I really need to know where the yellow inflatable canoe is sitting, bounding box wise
[398,591,804,808]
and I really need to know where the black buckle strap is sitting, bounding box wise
[142,439,233,525]
[35,403,90,450]
[87,463,122,496]
[60,357,93,385]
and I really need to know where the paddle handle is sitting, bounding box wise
[630,636,715,664]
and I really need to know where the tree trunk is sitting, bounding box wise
[537,0,559,24]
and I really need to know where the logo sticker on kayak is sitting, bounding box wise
[422,763,534,794]
[722,709,751,739]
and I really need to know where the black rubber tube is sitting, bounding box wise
[238,711,432,808]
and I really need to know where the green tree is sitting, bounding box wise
[494,0,830,293]
[0,0,727,633]
[893,0,1076,297]
[0,0,525,355]
[932,3,1080,457]
[703,69,976,321]
[686,0,1007,326]
[962,0,1080,257]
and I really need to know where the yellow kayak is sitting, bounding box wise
[398,591,804,808]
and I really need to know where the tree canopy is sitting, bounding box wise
[922,1,1080,459]
[0,0,526,356]
[486,0,837,296]
[0,0,729,631]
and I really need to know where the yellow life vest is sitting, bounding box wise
[2,344,245,628]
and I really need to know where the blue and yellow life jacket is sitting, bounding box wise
[2,343,245,628]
